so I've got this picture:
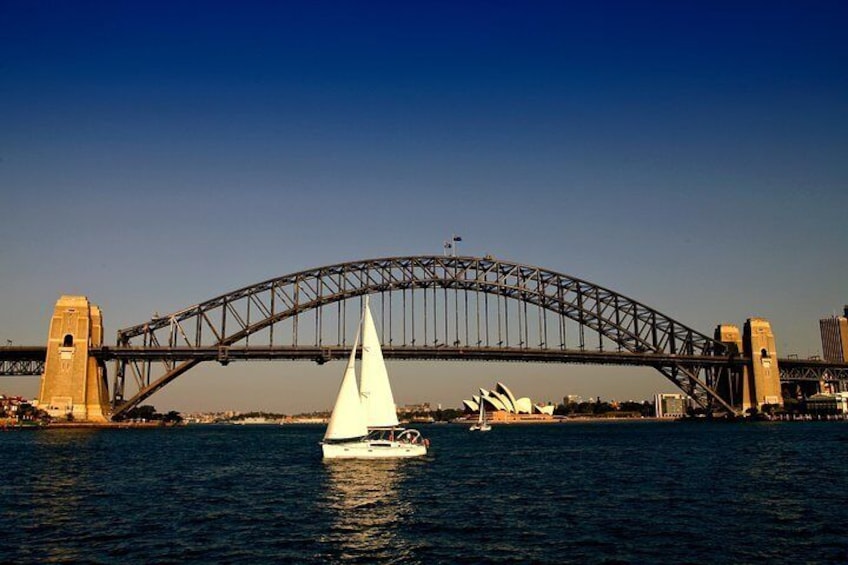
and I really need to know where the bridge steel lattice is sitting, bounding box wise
[0,347,47,376]
[110,255,740,419]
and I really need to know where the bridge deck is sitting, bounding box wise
[95,345,737,367]
[4,345,847,380]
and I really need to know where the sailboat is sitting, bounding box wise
[321,296,429,459]
[469,400,492,432]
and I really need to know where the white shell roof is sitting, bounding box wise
[534,404,555,415]
[462,399,479,412]
[490,390,515,413]
[496,382,519,411]
[481,395,506,411]
[514,397,533,414]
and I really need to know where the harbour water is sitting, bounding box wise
[2,421,847,564]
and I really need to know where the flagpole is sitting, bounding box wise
[451,235,462,257]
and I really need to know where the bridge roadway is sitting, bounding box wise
[0,347,46,376]
[4,345,847,382]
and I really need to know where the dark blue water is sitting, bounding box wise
[2,421,847,564]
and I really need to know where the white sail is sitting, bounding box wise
[323,326,368,441]
[359,296,400,428]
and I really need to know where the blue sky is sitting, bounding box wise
[2,1,846,412]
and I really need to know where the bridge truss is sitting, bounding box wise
[110,255,741,418]
[0,347,46,376]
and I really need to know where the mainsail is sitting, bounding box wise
[323,324,367,441]
[359,296,400,428]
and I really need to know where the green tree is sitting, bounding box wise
[782,397,800,415]
[163,410,183,424]
[16,403,44,422]
[576,402,595,414]
[125,405,159,421]
[434,408,462,422]
[592,402,615,415]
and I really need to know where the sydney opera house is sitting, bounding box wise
[462,382,556,422]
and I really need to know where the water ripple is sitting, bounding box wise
[2,422,848,563]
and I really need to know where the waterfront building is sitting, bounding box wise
[819,307,848,363]
[805,392,848,416]
[0,395,27,417]
[654,393,688,418]
[462,382,555,421]
[0,395,40,424]
[398,402,433,414]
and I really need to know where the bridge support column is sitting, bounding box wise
[714,325,748,412]
[37,296,110,422]
[742,318,783,412]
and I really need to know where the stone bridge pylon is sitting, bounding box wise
[37,295,110,422]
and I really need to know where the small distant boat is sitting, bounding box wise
[469,401,491,432]
[321,296,429,459]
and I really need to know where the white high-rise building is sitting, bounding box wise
[654,393,688,418]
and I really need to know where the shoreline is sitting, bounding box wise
[4,421,171,430]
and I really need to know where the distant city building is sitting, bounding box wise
[397,403,434,423]
[1,395,22,416]
[805,392,848,416]
[0,395,35,421]
[819,307,848,362]
[654,393,688,419]
[398,403,433,414]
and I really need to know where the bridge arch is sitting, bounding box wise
[110,256,733,418]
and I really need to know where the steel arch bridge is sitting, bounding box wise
[105,255,743,419]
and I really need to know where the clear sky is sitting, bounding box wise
[2,1,846,413]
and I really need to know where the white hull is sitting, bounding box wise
[469,424,492,432]
[322,440,427,459]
